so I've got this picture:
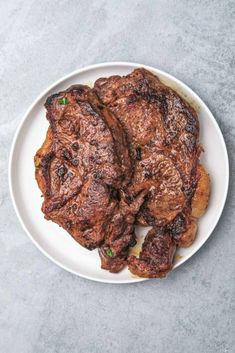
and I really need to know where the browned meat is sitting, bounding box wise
[35,68,210,278]
[35,85,142,271]
[128,228,176,278]
[94,68,200,227]
[94,68,209,277]
[191,164,210,218]
[99,189,146,272]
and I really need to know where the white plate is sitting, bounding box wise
[9,62,229,283]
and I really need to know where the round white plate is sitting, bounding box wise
[9,62,229,283]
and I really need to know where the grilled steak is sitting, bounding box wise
[98,189,146,272]
[94,68,200,226]
[95,68,210,277]
[35,68,210,278]
[128,227,176,278]
[35,85,144,271]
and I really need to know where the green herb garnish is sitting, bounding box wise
[58,97,68,105]
[106,248,113,257]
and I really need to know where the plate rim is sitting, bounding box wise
[8,61,230,284]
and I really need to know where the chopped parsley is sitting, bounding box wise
[58,97,68,105]
[106,248,113,257]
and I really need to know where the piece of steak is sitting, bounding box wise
[35,69,210,278]
[98,189,147,272]
[94,68,200,227]
[94,68,209,276]
[35,85,142,271]
[128,227,176,278]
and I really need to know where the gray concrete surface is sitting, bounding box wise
[0,1,234,352]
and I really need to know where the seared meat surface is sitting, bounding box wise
[99,189,146,272]
[95,68,209,277]
[94,68,200,227]
[35,85,143,271]
[35,68,210,278]
[128,228,176,278]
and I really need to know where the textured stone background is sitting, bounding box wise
[0,1,234,352]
